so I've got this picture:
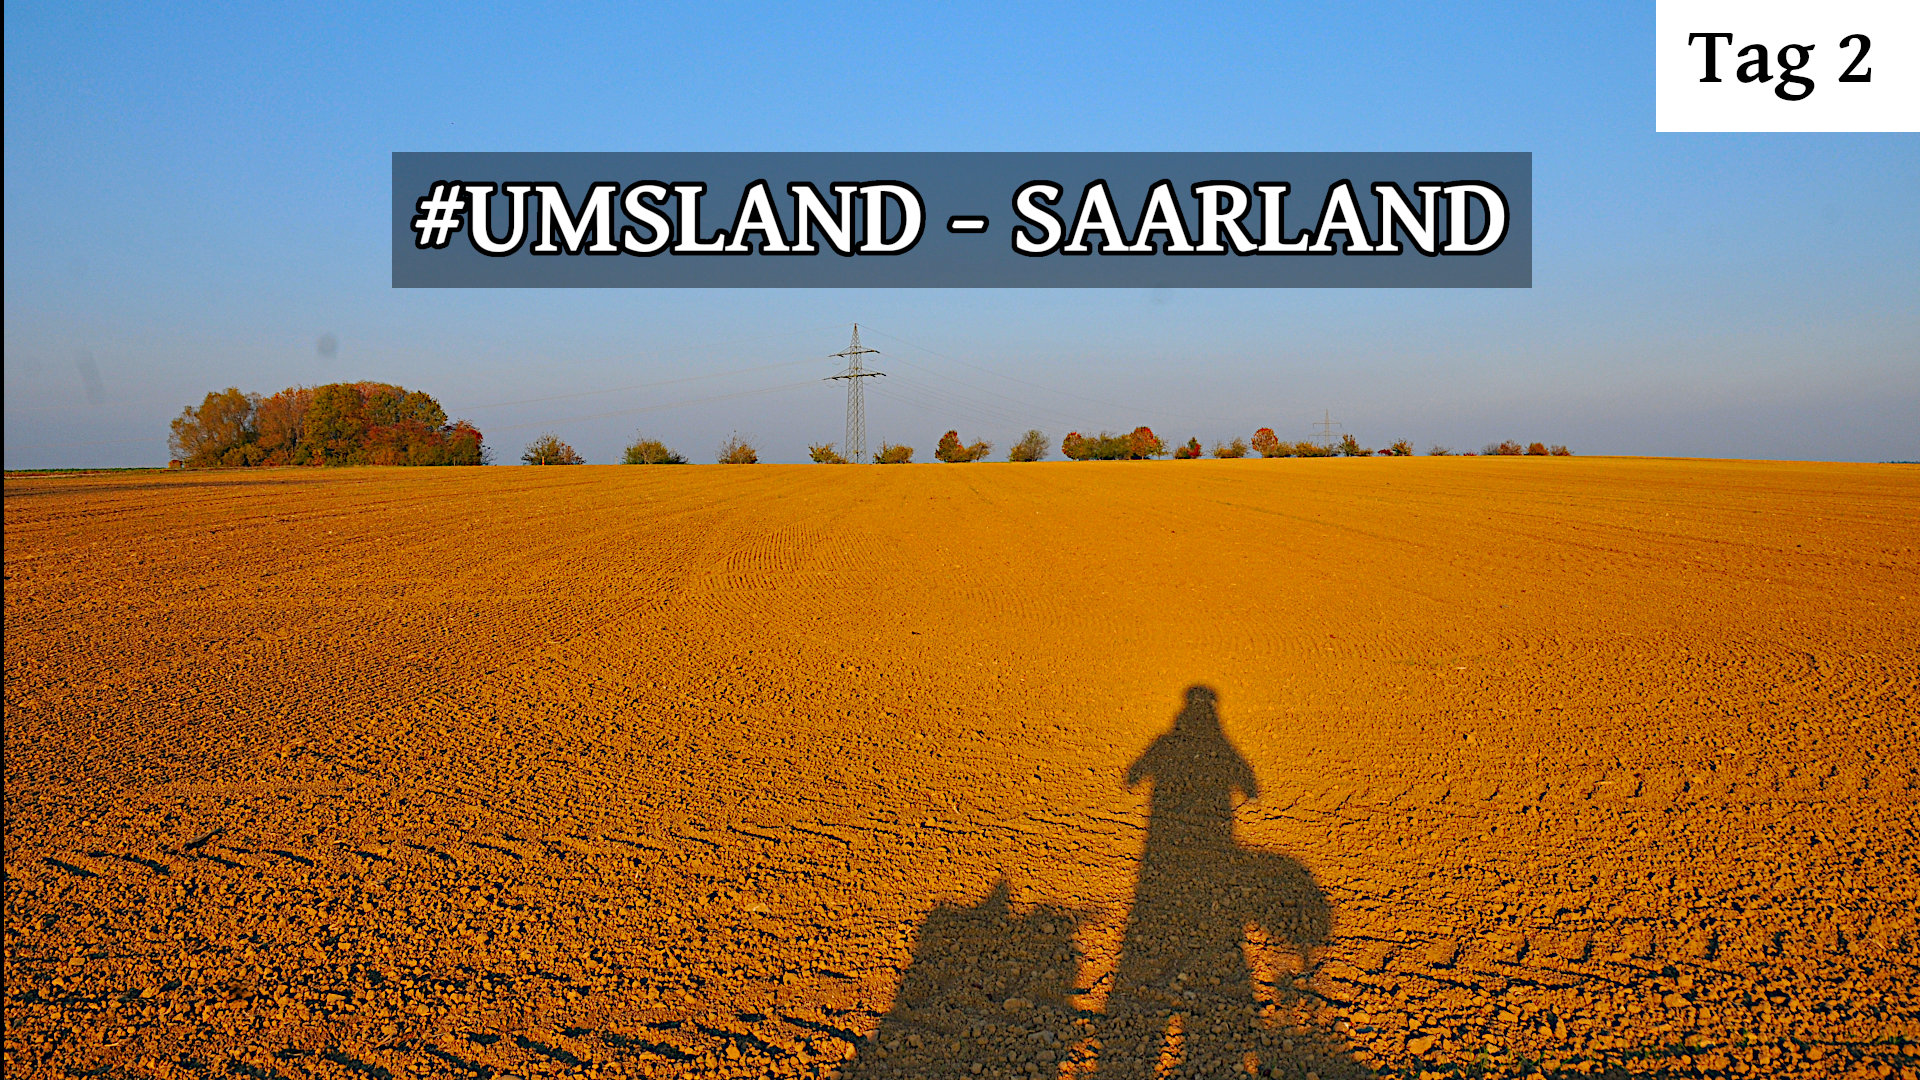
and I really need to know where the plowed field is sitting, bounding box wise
[4,458,1916,1080]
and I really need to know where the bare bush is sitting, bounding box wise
[523,434,584,465]
[1008,429,1048,462]
[717,434,759,464]
[1212,437,1248,459]
[1428,445,1455,456]
[622,435,685,464]
[1550,444,1572,456]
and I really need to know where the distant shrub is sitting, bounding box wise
[1486,440,1525,456]
[1061,428,1161,460]
[717,434,759,464]
[622,435,685,464]
[1526,441,1550,456]
[1172,437,1203,459]
[523,434,584,465]
[873,442,914,464]
[1428,445,1455,456]
[1212,437,1249,458]
[1385,439,1414,457]
[1008,429,1049,462]
[935,429,993,463]
[1250,427,1282,458]
[808,441,850,464]
[1062,431,1132,460]
[1339,434,1371,457]
[1463,451,1479,456]
[1294,440,1333,457]
[1550,444,1572,456]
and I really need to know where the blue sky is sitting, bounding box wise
[5,2,1916,466]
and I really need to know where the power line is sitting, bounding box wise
[453,356,821,411]
[490,378,824,432]
[867,385,1032,438]
[857,323,1242,427]
[868,377,1078,436]
[878,354,1085,431]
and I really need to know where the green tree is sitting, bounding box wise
[1062,432,1133,460]
[1008,430,1048,462]
[623,434,685,464]
[403,390,447,427]
[300,383,372,464]
[168,388,258,467]
[523,434,584,465]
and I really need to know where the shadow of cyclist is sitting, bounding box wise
[1092,684,1345,1078]
[843,685,1360,1079]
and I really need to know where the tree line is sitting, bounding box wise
[173,396,1573,468]
[578,426,1571,465]
[168,384,485,467]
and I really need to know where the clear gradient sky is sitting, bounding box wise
[4,2,1916,467]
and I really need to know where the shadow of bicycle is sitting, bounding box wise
[844,685,1365,1079]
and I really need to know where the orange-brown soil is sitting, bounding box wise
[4,459,1916,1080]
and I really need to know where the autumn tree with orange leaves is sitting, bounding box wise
[170,382,484,468]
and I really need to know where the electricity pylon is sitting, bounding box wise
[1311,408,1342,449]
[827,324,885,462]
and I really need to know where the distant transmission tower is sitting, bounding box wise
[1311,408,1343,449]
[827,324,885,462]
